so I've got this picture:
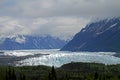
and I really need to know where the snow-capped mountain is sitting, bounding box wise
[0,35,67,50]
[61,17,120,52]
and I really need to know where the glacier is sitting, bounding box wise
[6,49,119,67]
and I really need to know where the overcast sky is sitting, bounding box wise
[0,0,120,40]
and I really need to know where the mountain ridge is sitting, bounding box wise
[0,35,67,50]
[61,17,120,52]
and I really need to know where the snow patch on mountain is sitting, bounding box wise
[109,23,117,28]
[0,35,67,50]
[61,17,120,52]
[14,36,26,44]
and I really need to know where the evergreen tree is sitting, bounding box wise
[5,68,8,80]
[20,73,23,80]
[51,66,57,80]
[48,73,51,80]
[8,67,12,80]
[5,67,17,80]
[94,72,98,80]
[64,73,69,80]
[20,73,26,80]
[22,74,26,80]
[12,68,16,80]
[118,75,120,79]
[48,66,57,80]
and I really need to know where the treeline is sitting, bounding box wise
[0,67,26,80]
[57,62,120,80]
[5,67,26,80]
[0,62,120,80]
[0,66,51,80]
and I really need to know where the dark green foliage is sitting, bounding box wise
[94,72,98,80]
[48,66,57,80]
[57,62,120,80]
[5,67,17,80]
[0,62,120,80]
[20,73,26,80]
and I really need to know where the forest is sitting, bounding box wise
[0,62,120,80]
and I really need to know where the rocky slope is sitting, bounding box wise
[61,17,120,52]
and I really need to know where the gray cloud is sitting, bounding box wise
[0,16,89,40]
[0,0,120,17]
[0,0,120,40]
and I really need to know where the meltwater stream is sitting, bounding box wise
[2,49,120,67]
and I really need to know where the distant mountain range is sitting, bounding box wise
[61,17,120,52]
[0,35,67,50]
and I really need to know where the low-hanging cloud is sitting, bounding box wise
[0,16,89,40]
[0,0,120,40]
